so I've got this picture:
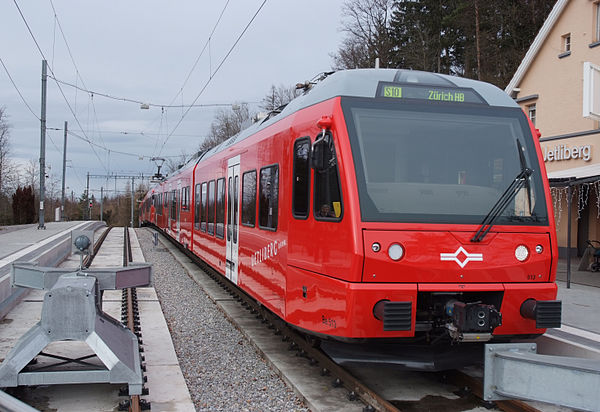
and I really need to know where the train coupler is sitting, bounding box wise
[445,300,502,342]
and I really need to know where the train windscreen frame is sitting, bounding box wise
[341,96,549,225]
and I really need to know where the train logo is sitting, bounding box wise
[440,247,483,268]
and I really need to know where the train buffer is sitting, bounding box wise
[0,230,152,395]
[484,342,600,411]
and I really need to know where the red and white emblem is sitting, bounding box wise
[440,247,483,268]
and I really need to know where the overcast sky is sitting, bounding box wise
[1,0,346,198]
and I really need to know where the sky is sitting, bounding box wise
[1,0,346,199]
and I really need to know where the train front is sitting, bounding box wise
[311,70,561,350]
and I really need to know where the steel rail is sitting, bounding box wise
[123,226,141,412]
[82,225,112,268]
[447,370,542,412]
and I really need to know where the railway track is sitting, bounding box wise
[155,227,545,412]
[89,226,147,412]
[121,227,148,412]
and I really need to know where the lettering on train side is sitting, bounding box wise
[251,239,287,267]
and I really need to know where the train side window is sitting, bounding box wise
[242,170,257,227]
[194,184,201,228]
[234,175,239,243]
[216,178,225,238]
[259,165,279,231]
[314,132,343,221]
[176,189,181,221]
[165,192,168,219]
[171,190,177,220]
[200,182,207,232]
[292,137,311,219]
[181,186,190,211]
[208,180,215,235]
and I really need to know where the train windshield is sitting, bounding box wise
[341,97,548,224]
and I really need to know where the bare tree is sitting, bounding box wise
[23,159,39,192]
[198,103,251,152]
[165,150,190,174]
[261,84,300,111]
[0,107,11,196]
[332,0,395,69]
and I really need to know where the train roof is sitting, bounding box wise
[164,69,518,178]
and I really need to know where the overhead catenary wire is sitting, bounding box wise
[159,0,268,155]
[48,0,112,160]
[13,0,109,173]
[170,0,231,108]
[67,130,189,159]
[0,56,41,121]
[143,0,232,150]
[48,76,252,109]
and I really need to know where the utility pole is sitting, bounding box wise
[38,60,47,230]
[61,121,67,221]
[86,172,90,220]
[130,178,134,228]
[100,186,104,222]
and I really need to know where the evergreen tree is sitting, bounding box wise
[333,0,555,89]
[11,186,35,224]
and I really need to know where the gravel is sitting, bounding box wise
[136,228,309,412]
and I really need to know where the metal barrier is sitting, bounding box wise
[484,342,600,411]
[0,229,152,396]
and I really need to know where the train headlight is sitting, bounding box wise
[388,243,404,261]
[535,245,543,254]
[515,245,529,262]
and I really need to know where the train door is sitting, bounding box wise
[226,155,240,284]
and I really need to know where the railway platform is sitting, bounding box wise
[0,222,194,411]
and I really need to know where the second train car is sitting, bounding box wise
[140,69,561,350]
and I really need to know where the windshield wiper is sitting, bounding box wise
[471,165,533,243]
[516,139,533,214]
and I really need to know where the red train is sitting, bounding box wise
[140,69,561,351]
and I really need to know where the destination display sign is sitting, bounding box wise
[376,82,485,104]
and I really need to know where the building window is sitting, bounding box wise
[259,165,279,230]
[216,178,225,238]
[596,3,600,41]
[528,103,536,126]
[292,137,311,219]
[563,33,571,52]
[242,170,257,227]
[559,33,571,58]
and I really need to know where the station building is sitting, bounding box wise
[506,0,600,258]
